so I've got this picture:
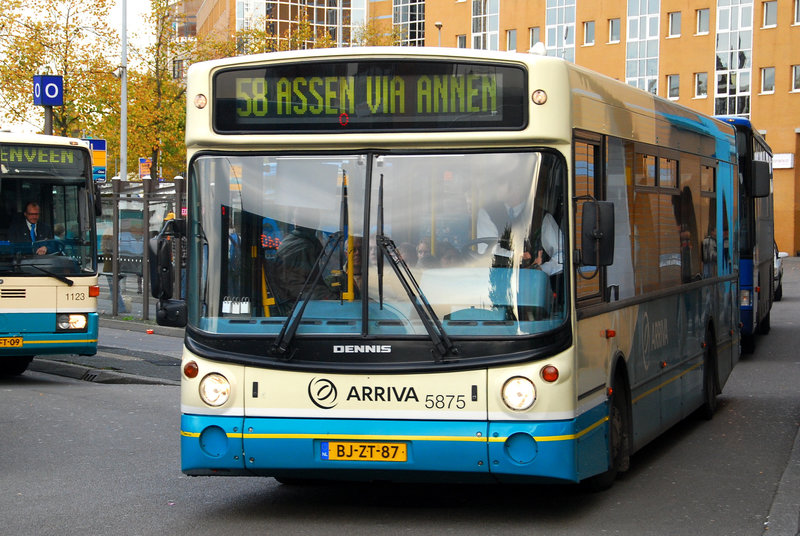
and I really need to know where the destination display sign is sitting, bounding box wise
[213,60,527,133]
[0,144,87,176]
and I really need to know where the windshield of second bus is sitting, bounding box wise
[188,150,567,338]
[0,176,95,276]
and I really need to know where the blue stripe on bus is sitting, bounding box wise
[181,402,612,483]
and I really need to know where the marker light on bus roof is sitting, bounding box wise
[532,90,548,105]
[502,376,536,411]
[194,94,207,109]
[199,373,231,407]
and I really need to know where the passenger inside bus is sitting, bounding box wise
[273,207,338,307]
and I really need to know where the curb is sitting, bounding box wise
[29,358,179,386]
[99,316,185,338]
[763,422,800,535]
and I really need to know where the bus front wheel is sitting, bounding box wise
[584,373,630,491]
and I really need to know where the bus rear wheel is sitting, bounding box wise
[1,356,33,376]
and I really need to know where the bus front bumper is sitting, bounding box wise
[180,405,610,484]
[0,312,98,356]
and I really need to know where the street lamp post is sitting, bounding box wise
[435,21,443,47]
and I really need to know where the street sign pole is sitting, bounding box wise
[33,75,63,135]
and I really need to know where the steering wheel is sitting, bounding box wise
[47,240,66,255]
[461,237,498,258]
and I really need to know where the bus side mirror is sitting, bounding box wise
[751,160,771,198]
[149,236,174,300]
[581,200,615,267]
[93,184,103,217]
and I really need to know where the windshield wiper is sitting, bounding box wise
[270,231,343,358]
[375,174,456,361]
[16,261,74,286]
[375,235,457,361]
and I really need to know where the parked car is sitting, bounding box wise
[774,242,788,301]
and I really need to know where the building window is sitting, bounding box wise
[584,21,595,45]
[667,74,680,99]
[715,0,753,116]
[457,34,467,48]
[394,0,426,47]
[609,18,620,43]
[763,1,777,27]
[668,12,681,37]
[472,0,499,50]
[696,8,710,34]
[625,1,660,94]
[795,0,800,24]
[695,72,708,97]
[793,65,800,91]
[545,0,576,62]
[529,27,540,48]
[506,29,517,51]
[761,67,775,93]
[172,59,184,80]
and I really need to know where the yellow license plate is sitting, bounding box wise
[0,337,23,348]
[322,441,407,462]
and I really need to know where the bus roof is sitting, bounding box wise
[0,132,89,149]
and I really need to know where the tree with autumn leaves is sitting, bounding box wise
[0,0,402,181]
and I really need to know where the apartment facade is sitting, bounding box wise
[195,0,800,254]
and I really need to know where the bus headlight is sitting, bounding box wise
[56,313,88,331]
[501,376,536,411]
[199,373,231,407]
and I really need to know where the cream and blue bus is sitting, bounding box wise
[172,48,739,487]
[0,134,100,375]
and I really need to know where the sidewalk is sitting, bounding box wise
[97,272,160,321]
[28,277,185,385]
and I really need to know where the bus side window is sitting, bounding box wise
[574,137,603,303]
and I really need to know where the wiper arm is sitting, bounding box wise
[375,235,457,361]
[17,261,74,286]
[270,231,343,358]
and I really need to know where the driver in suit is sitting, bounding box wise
[8,202,52,255]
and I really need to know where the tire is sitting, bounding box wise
[741,333,755,354]
[758,312,771,335]
[774,282,782,302]
[584,373,630,491]
[1,356,33,376]
[698,332,718,420]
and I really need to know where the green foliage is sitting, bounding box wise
[0,0,119,136]
[0,1,401,182]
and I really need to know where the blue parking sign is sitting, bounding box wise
[33,75,63,106]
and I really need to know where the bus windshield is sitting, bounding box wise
[0,155,96,277]
[188,150,567,339]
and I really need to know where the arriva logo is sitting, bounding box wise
[308,378,338,409]
[333,345,392,354]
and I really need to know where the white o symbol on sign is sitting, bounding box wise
[34,83,41,98]
[45,83,60,98]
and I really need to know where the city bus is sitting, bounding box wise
[0,134,100,375]
[716,117,774,353]
[172,48,740,487]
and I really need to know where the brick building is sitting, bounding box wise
[194,0,800,254]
